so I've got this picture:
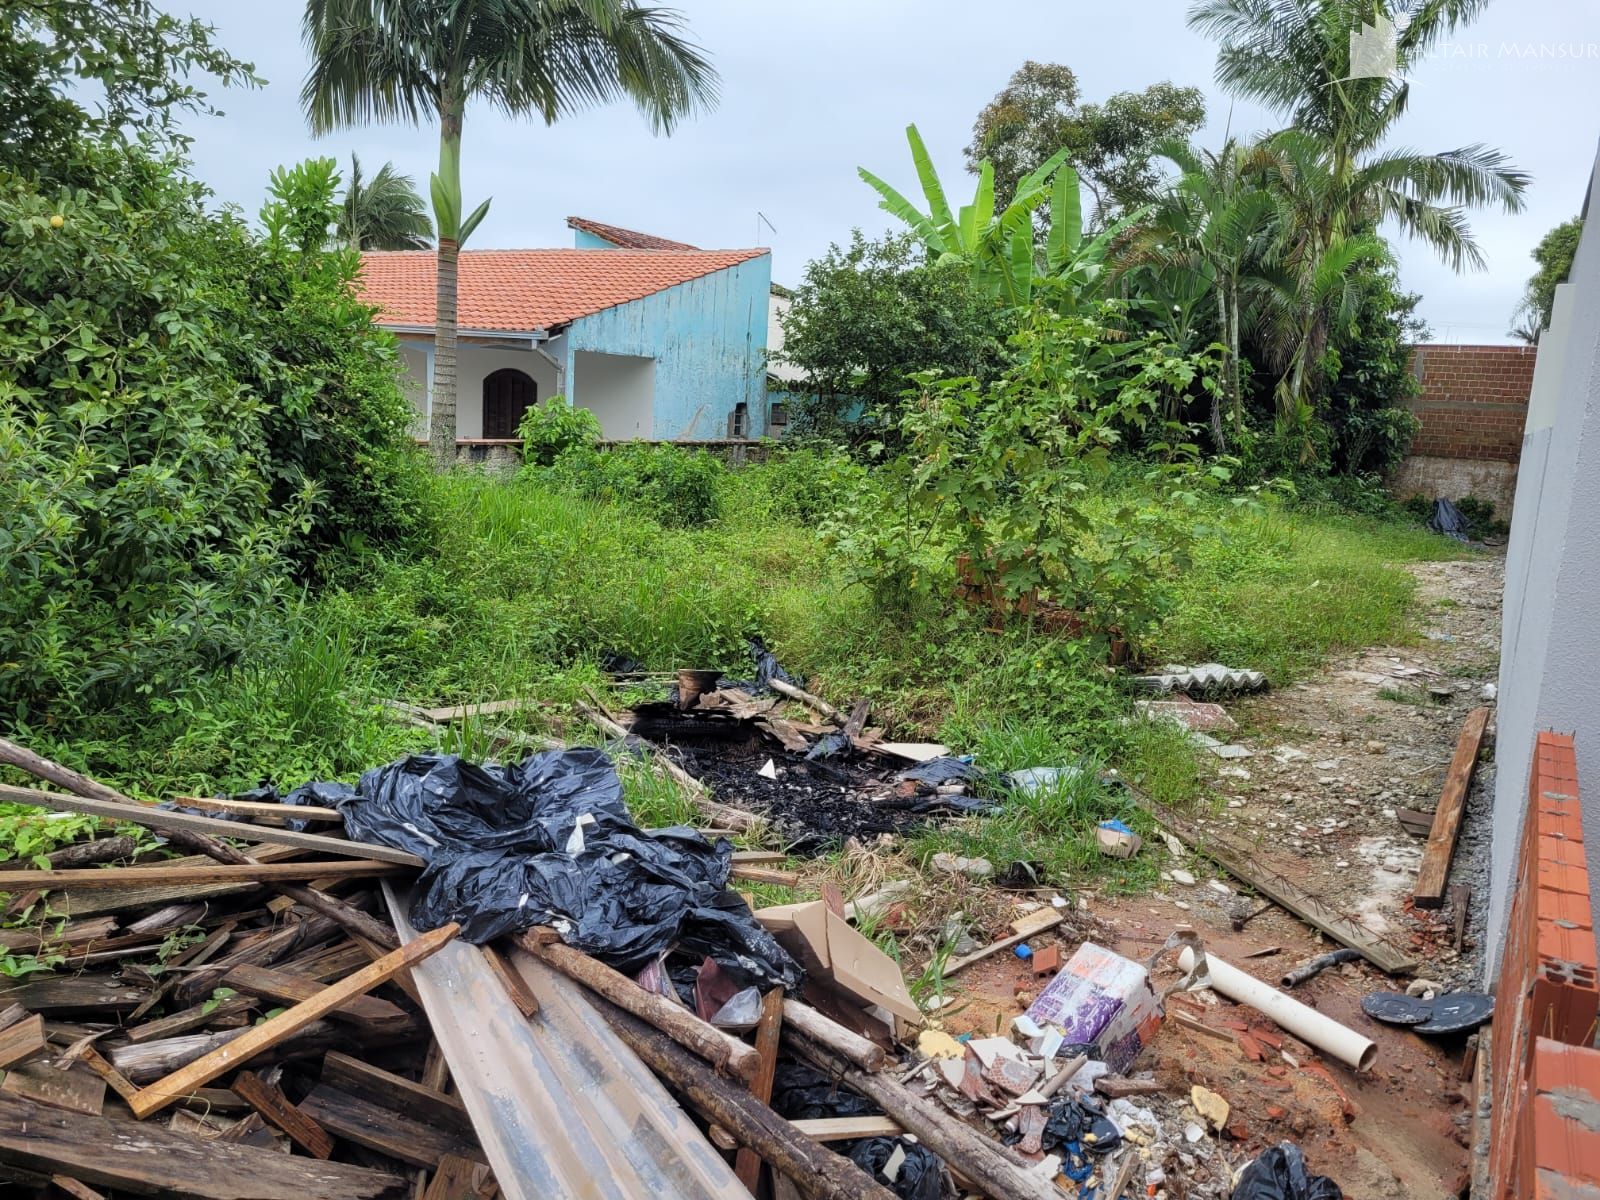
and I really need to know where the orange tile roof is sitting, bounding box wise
[357,248,766,333]
[565,216,699,250]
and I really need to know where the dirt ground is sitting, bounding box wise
[937,550,1504,1198]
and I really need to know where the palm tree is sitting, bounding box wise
[302,1,718,467]
[338,154,433,250]
[1187,0,1527,271]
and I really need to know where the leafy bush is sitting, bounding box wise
[0,142,429,721]
[543,443,726,529]
[517,396,601,466]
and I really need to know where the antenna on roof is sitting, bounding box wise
[755,211,778,247]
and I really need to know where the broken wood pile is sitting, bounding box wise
[0,733,1060,1200]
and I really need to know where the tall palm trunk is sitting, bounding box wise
[1211,287,1229,451]
[429,234,459,466]
[428,102,464,468]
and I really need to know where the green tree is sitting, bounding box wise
[1188,0,1526,271]
[778,232,1013,438]
[965,62,1206,226]
[1511,218,1583,342]
[337,153,433,250]
[2,0,257,168]
[301,0,718,468]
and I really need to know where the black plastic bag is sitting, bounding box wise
[894,757,982,787]
[770,1060,881,1120]
[846,1138,946,1200]
[1234,1142,1344,1200]
[329,749,802,987]
[1428,498,1471,542]
[716,636,801,694]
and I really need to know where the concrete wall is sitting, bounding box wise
[573,351,654,439]
[1389,344,1537,518]
[398,341,429,436]
[1487,151,1600,982]
[563,254,771,439]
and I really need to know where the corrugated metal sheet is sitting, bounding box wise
[382,884,747,1200]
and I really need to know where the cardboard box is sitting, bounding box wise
[755,900,920,1022]
[1023,942,1162,1073]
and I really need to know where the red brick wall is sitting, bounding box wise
[1406,345,1536,463]
[1488,732,1600,1199]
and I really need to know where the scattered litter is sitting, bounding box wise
[916,1029,965,1060]
[757,757,779,780]
[1427,498,1471,541]
[1190,1084,1230,1131]
[1025,943,1163,1073]
[1096,819,1142,858]
[1481,682,1498,701]
[931,852,994,879]
[1005,764,1090,795]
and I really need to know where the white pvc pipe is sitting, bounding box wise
[1179,948,1377,1072]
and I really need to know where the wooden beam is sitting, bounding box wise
[1129,789,1417,975]
[515,932,760,1083]
[422,1155,497,1200]
[1414,706,1492,908]
[0,860,401,891]
[127,923,458,1119]
[943,917,1063,976]
[0,976,146,1015]
[779,1001,886,1073]
[0,1013,47,1070]
[223,964,411,1034]
[1,1061,106,1115]
[481,946,539,1018]
[126,996,259,1044]
[0,784,424,868]
[728,866,799,887]
[767,679,843,724]
[0,1092,406,1200]
[76,1046,139,1105]
[170,795,344,823]
[790,1116,904,1142]
[734,989,786,1190]
[299,1083,483,1170]
[320,1051,473,1134]
[233,1070,335,1159]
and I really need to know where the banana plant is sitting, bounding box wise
[861,124,1141,310]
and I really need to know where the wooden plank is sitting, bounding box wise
[419,697,542,723]
[223,964,411,1033]
[1414,706,1492,908]
[234,1070,335,1159]
[172,795,344,823]
[0,860,401,890]
[127,923,458,1119]
[729,865,800,887]
[126,996,259,1044]
[0,976,146,1015]
[320,1051,472,1135]
[0,1091,405,1200]
[77,1046,139,1104]
[384,883,749,1200]
[790,1116,904,1142]
[1,1061,106,1115]
[57,848,304,917]
[0,1012,46,1069]
[735,988,786,1190]
[1130,789,1418,975]
[481,946,539,1018]
[48,1177,106,1200]
[423,1155,498,1200]
[299,1083,482,1170]
[0,783,424,868]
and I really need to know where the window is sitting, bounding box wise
[768,401,788,430]
[728,401,749,439]
[482,368,536,439]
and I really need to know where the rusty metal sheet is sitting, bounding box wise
[382,884,746,1200]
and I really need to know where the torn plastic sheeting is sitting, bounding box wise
[894,757,983,786]
[1427,498,1471,542]
[327,749,802,988]
[770,1059,881,1120]
[716,636,802,695]
[845,1138,945,1200]
[1233,1142,1343,1200]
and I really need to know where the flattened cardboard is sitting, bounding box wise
[755,901,919,1021]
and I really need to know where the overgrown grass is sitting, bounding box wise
[11,455,1465,896]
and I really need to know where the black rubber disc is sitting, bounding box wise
[1413,992,1495,1035]
[1361,991,1434,1025]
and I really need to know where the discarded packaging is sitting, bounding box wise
[1024,943,1163,1073]
[756,899,920,1021]
[1095,820,1142,859]
[1233,1141,1344,1200]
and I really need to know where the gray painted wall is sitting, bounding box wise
[1486,150,1600,982]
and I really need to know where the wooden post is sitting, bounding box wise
[515,932,760,1083]
[780,1000,886,1072]
[768,679,842,724]
[734,990,785,1191]
[596,999,898,1200]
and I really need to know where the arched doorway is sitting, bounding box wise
[482,368,537,439]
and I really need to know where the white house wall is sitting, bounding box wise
[573,351,654,439]
[398,339,559,439]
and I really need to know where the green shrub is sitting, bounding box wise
[551,443,727,529]
[518,396,601,466]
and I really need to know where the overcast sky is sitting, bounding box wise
[176,0,1599,344]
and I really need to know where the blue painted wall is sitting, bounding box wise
[572,228,618,250]
[563,254,772,439]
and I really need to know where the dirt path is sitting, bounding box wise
[937,551,1503,1198]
